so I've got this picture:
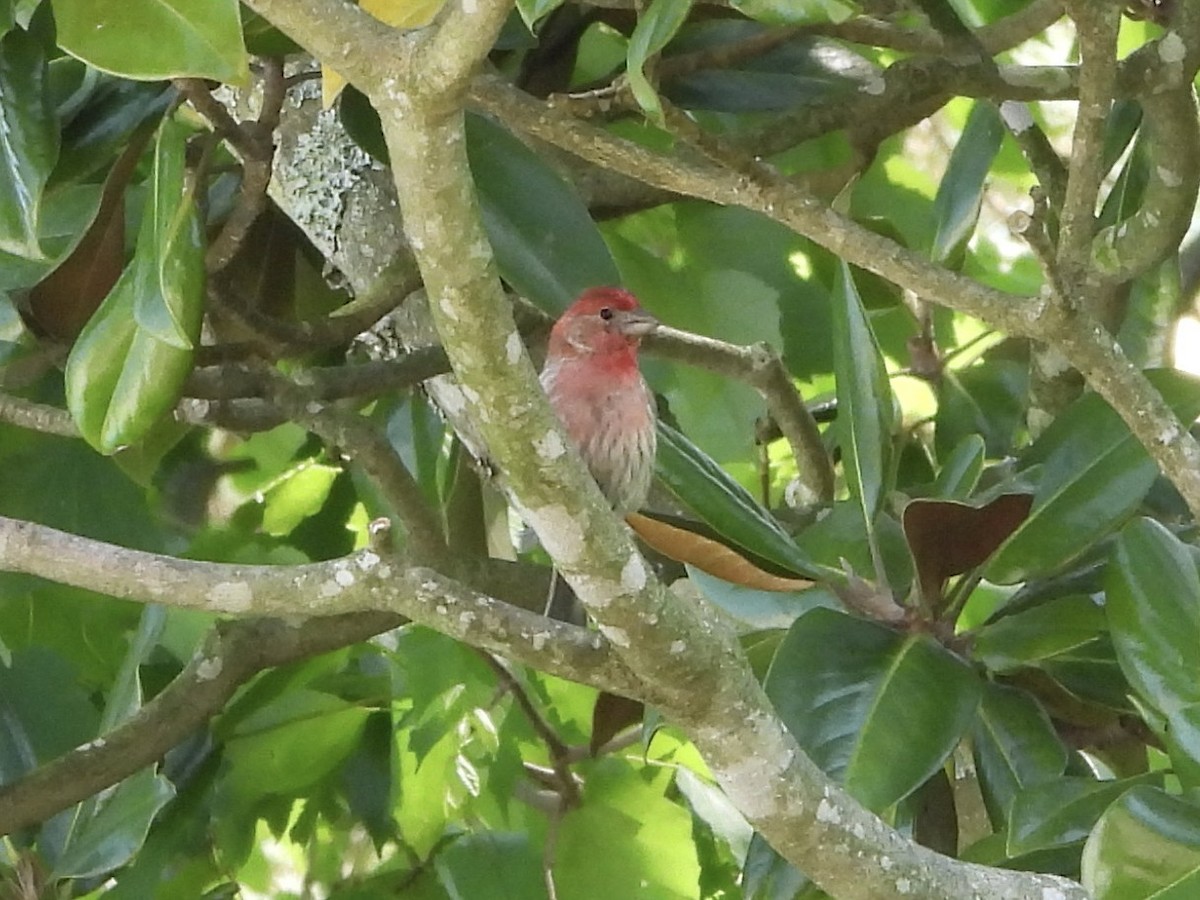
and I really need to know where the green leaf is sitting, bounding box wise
[973,594,1108,673]
[434,832,544,899]
[986,369,1200,584]
[51,768,175,878]
[933,433,986,499]
[1007,774,1160,856]
[52,0,248,82]
[971,683,1067,825]
[765,608,981,811]
[935,360,1028,460]
[626,0,692,123]
[687,566,838,631]
[1107,517,1200,719]
[1083,786,1200,900]
[656,421,832,579]
[0,647,99,779]
[222,689,371,799]
[465,113,620,313]
[515,0,563,31]
[100,604,165,732]
[728,0,854,26]
[65,117,203,453]
[930,101,1004,266]
[0,182,103,292]
[0,28,59,259]
[831,261,893,526]
[133,117,202,349]
[261,461,342,536]
[554,758,700,899]
[54,76,173,185]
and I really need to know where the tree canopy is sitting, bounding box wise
[1,0,1199,898]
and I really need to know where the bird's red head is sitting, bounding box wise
[547,287,658,371]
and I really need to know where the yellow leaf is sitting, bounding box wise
[321,0,447,107]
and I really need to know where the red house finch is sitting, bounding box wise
[540,287,658,514]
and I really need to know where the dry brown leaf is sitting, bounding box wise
[626,512,813,593]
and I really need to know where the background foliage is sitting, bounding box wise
[0,0,1198,898]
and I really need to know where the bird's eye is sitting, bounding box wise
[599,307,614,320]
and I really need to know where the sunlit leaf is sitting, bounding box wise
[53,0,248,82]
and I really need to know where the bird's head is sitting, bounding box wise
[547,287,658,368]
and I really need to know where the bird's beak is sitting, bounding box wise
[613,308,659,338]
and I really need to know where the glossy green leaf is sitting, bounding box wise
[987,370,1200,584]
[930,101,1004,266]
[0,181,103,292]
[1107,517,1200,717]
[657,421,832,579]
[1007,774,1159,856]
[933,433,986,499]
[1165,703,1200,790]
[133,117,201,349]
[626,0,692,122]
[973,595,1107,673]
[971,683,1067,825]
[765,608,981,811]
[51,768,175,878]
[465,113,620,313]
[831,261,893,526]
[53,71,172,185]
[0,28,59,259]
[65,118,203,453]
[1083,786,1200,899]
[52,0,248,82]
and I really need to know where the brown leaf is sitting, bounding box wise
[902,493,1033,605]
[626,512,814,593]
[590,691,643,756]
[25,134,149,340]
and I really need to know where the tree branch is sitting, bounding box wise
[239,0,397,93]
[0,515,641,696]
[0,611,399,835]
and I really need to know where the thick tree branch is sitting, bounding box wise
[238,0,396,92]
[1057,1,1120,277]
[0,515,641,696]
[416,0,515,99]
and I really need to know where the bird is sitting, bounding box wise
[539,286,659,515]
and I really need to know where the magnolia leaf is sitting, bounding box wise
[627,512,814,592]
[902,493,1032,605]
